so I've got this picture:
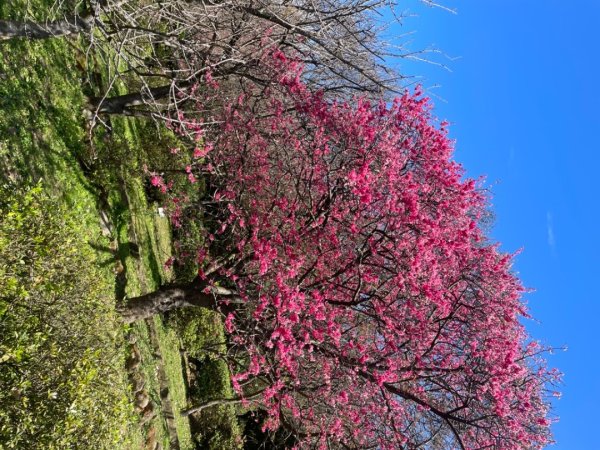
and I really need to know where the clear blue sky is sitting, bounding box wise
[388,1,600,448]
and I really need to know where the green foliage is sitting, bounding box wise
[0,184,136,449]
[153,317,195,450]
[171,205,205,277]
[190,357,243,449]
[170,308,226,359]
[0,4,235,449]
[170,309,243,449]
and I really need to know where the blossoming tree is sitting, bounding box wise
[119,51,557,449]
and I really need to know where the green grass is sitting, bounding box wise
[170,308,244,449]
[154,317,195,449]
[1,2,243,448]
[112,163,194,449]
[0,1,144,448]
[0,3,95,215]
[0,5,164,449]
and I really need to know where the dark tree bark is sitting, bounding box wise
[0,14,93,41]
[118,282,216,323]
[87,84,175,115]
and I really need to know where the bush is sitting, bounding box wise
[0,184,134,449]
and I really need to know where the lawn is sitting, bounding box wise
[0,1,143,446]
[0,1,241,448]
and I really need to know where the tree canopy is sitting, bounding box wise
[1,2,558,448]
[123,48,557,449]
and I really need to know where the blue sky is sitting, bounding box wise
[389,1,600,447]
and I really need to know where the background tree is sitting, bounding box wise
[119,52,557,449]
[1,0,418,122]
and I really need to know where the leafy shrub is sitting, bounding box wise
[0,184,134,449]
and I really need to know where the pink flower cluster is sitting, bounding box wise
[162,46,557,449]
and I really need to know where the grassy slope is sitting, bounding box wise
[111,159,194,449]
[0,1,144,448]
[0,1,193,449]
[0,1,245,448]
[172,308,244,449]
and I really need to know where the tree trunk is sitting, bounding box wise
[88,84,176,115]
[0,14,93,41]
[119,283,216,323]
